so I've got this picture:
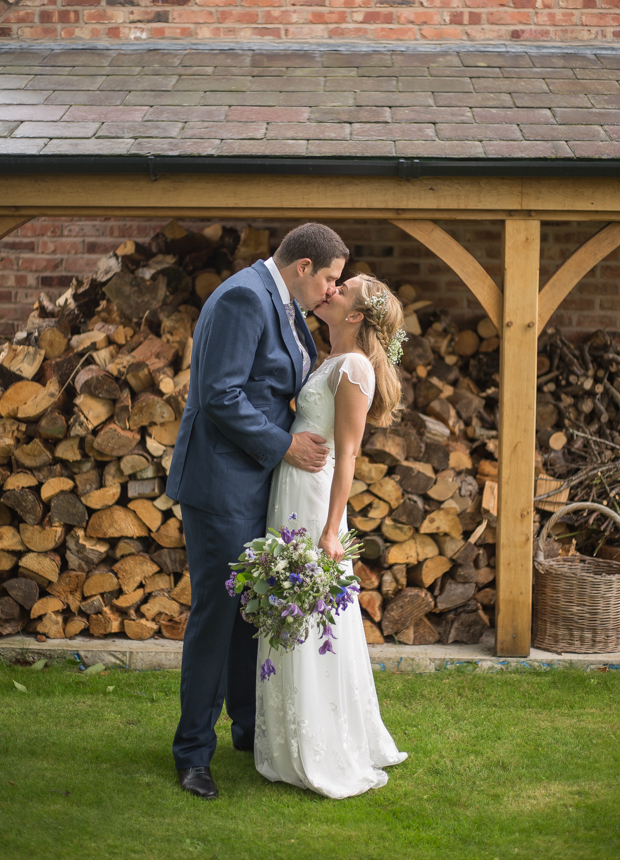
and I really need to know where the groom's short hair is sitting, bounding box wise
[274,223,349,273]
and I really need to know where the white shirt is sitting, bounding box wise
[264,257,291,306]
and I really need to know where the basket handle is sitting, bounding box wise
[535,502,620,561]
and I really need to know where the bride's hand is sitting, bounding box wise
[318,531,344,563]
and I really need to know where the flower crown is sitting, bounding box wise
[364,288,407,366]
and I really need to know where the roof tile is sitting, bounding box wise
[130,138,220,155]
[352,122,435,141]
[46,91,127,106]
[484,140,573,157]
[218,139,307,155]
[181,121,266,139]
[26,75,103,91]
[473,108,555,123]
[521,124,607,141]
[0,121,19,137]
[63,106,147,122]
[0,137,47,153]
[437,123,522,141]
[101,76,179,92]
[14,120,100,138]
[0,105,69,121]
[144,106,228,121]
[42,138,133,155]
[267,121,349,140]
[396,140,485,157]
[309,107,390,122]
[569,141,620,157]
[0,90,51,104]
[307,140,395,156]
[97,121,183,139]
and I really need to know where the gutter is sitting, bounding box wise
[0,156,619,179]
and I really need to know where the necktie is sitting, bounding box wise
[285,301,311,380]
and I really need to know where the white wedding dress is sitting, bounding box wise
[255,352,407,799]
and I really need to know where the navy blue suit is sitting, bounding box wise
[167,260,317,768]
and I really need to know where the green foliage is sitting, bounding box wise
[0,662,619,860]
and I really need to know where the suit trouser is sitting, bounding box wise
[172,503,264,769]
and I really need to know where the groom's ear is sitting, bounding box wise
[296,258,313,278]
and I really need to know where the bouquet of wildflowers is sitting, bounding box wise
[226,514,362,681]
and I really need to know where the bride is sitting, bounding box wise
[255,273,408,799]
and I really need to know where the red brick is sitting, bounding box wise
[217,10,259,23]
[83,10,125,23]
[172,9,216,22]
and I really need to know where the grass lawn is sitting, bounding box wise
[1,658,619,860]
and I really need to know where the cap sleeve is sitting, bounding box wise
[327,353,375,411]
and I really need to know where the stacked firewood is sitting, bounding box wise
[315,292,503,648]
[0,220,272,642]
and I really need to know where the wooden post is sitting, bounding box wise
[496,220,540,657]
[0,216,31,242]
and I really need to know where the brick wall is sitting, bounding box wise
[0,0,618,45]
[0,216,618,340]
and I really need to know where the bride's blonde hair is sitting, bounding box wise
[348,274,404,427]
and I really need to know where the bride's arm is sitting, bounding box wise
[318,375,369,562]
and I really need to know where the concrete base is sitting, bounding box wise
[1,633,620,672]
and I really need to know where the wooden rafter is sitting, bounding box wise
[0,216,31,241]
[391,219,503,334]
[538,222,620,334]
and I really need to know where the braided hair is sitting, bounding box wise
[348,274,405,427]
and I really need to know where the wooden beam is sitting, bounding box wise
[0,216,31,241]
[392,219,503,333]
[538,222,620,334]
[495,220,540,658]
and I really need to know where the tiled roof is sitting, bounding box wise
[1,44,620,159]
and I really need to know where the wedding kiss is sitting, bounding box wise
[167,222,407,800]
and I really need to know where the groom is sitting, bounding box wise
[166,222,350,799]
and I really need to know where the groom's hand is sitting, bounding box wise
[284,432,329,473]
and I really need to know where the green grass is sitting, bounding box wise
[1,659,619,860]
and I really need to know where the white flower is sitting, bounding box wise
[307,550,318,562]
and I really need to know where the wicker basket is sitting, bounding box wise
[532,502,620,654]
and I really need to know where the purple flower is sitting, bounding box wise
[305,562,319,574]
[288,573,303,585]
[320,623,337,641]
[246,549,256,562]
[225,574,237,597]
[313,598,327,614]
[289,513,298,521]
[260,659,276,682]
[280,526,296,544]
[267,576,276,586]
[318,639,335,656]
[281,603,303,618]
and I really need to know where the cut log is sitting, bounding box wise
[37,410,67,442]
[114,537,146,559]
[414,533,440,562]
[87,506,149,539]
[129,334,178,375]
[50,492,88,528]
[481,481,498,519]
[19,523,64,553]
[102,460,128,487]
[114,387,131,430]
[477,317,497,340]
[75,366,121,401]
[124,618,159,640]
[2,488,43,525]
[151,517,184,548]
[369,477,403,510]
[30,595,64,618]
[364,431,407,466]
[363,617,384,644]
[148,419,181,447]
[426,398,461,434]
[120,453,150,476]
[0,381,43,419]
[3,471,37,492]
[354,456,388,484]
[476,566,496,588]
[38,325,69,361]
[104,271,167,320]
[112,552,160,594]
[348,491,374,513]
[391,497,424,529]
[82,571,120,597]
[381,570,400,601]
[81,484,121,510]
[427,478,458,502]
[20,552,60,584]
[47,570,86,613]
[382,587,434,637]
[0,550,17,571]
[144,572,174,593]
[89,606,124,637]
[380,517,414,543]
[54,436,82,463]
[170,572,191,605]
[194,271,222,301]
[17,377,61,422]
[73,469,100,497]
[35,611,64,639]
[0,343,45,380]
[408,556,452,589]
[397,614,440,646]
[476,587,496,607]
[360,534,385,561]
[434,577,476,612]
[454,330,480,357]
[420,509,463,540]
[152,547,187,575]
[449,449,473,471]
[0,525,26,552]
[160,612,189,641]
[353,560,381,590]
[141,594,181,621]
[0,594,20,620]
[64,616,88,638]
[125,361,154,394]
[447,609,489,645]
[80,594,105,615]
[113,588,144,612]
[65,528,109,572]
[129,393,175,430]
[93,423,141,457]
[127,478,164,500]
[384,539,418,566]
[359,589,383,623]
[395,462,435,495]
[75,393,115,429]
[14,438,52,470]
[4,577,39,609]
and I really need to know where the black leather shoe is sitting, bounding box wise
[233,744,253,752]
[177,767,218,800]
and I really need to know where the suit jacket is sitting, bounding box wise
[166,260,317,518]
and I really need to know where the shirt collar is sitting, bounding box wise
[264,257,291,306]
